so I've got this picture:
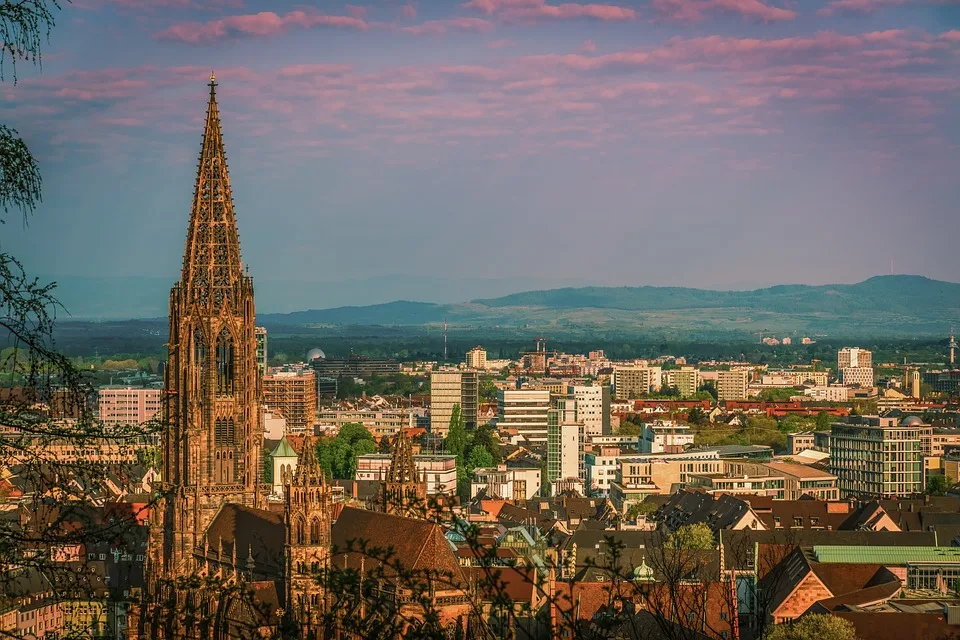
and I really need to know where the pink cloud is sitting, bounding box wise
[345,4,368,19]
[462,0,636,21]
[652,0,797,22]
[578,39,598,52]
[818,0,960,16]
[154,10,367,43]
[396,17,493,35]
[400,3,417,18]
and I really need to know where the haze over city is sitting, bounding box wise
[6,0,960,296]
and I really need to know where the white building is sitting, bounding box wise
[569,384,608,437]
[496,389,551,442]
[613,365,662,399]
[838,347,872,369]
[547,398,584,492]
[802,385,851,402]
[262,407,287,440]
[466,346,487,370]
[355,453,458,495]
[717,369,749,401]
[639,421,694,454]
[841,367,875,388]
[470,465,542,500]
[584,446,626,494]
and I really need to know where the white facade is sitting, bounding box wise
[569,385,605,437]
[717,370,749,401]
[803,385,851,402]
[497,389,551,442]
[547,419,584,489]
[98,387,162,427]
[262,407,287,440]
[838,347,873,370]
[585,450,624,494]
[466,346,487,370]
[613,366,662,400]
[639,421,695,454]
[355,454,458,495]
[841,366,874,388]
[471,465,542,500]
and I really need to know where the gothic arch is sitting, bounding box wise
[215,326,235,395]
[294,516,306,545]
[310,516,322,545]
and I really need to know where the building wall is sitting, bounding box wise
[497,389,551,442]
[466,347,487,370]
[98,387,162,427]
[841,366,875,387]
[613,366,661,400]
[569,385,606,437]
[717,370,749,401]
[263,371,317,432]
[430,370,478,435]
[830,419,924,497]
[356,454,458,494]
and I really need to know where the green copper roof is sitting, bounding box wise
[813,546,960,565]
[270,435,298,459]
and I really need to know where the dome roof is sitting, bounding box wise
[900,416,924,426]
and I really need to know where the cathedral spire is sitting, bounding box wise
[387,428,419,484]
[293,433,326,487]
[181,73,244,309]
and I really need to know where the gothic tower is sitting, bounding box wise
[382,429,427,517]
[285,434,333,632]
[150,74,263,582]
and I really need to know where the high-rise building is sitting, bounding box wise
[263,370,317,433]
[466,346,487,370]
[547,398,584,491]
[98,386,162,427]
[613,365,662,400]
[838,347,873,369]
[255,326,267,375]
[717,369,749,401]
[841,367,874,388]
[311,354,400,378]
[662,367,700,398]
[830,415,924,498]
[496,389,551,442]
[568,385,609,437]
[430,370,479,435]
[148,75,265,589]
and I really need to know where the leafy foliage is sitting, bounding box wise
[767,614,859,640]
[315,422,378,479]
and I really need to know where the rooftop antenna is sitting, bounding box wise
[443,319,448,362]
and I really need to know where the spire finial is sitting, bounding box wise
[210,70,216,83]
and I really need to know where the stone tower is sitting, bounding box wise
[285,434,333,631]
[382,428,427,517]
[149,74,263,582]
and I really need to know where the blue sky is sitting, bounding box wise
[5,0,960,296]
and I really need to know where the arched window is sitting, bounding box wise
[295,517,306,545]
[215,327,235,395]
[193,328,206,366]
[310,517,321,545]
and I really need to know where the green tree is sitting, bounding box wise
[926,474,953,496]
[697,381,718,400]
[471,423,501,463]
[625,500,657,521]
[766,614,858,640]
[687,405,707,426]
[315,423,377,479]
[666,523,715,550]
[445,403,467,463]
[466,444,494,472]
[815,411,832,431]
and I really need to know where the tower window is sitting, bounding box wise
[215,327,235,395]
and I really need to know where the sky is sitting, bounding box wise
[4,0,960,299]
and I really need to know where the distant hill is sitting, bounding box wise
[258,275,960,337]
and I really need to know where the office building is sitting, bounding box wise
[923,370,960,395]
[496,389,551,442]
[316,408,415,438]
[838,347,872,370]
[547,398,584,492]
[470,465,541,500]
[639,421,694,454]
[311,354,400,378]
[430,370,479,435]
[465,346,487,370]
[841,366,874,388]
[717,369,749,401]
[263,370,317,432]
[568,384,609,437]
[255,326,267,375]
[830,415,924,498]
[613,365,661,400]
[98,387,162,427]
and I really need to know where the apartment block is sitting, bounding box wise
[613,365,661,400]
[547,398,584,489]
[841,366,875,388]
[717,369,749,401]
[98,387,162,427]
[262,370,317,432]
[470,465,542,500]
[255,326,267,375]
[430,370,479,435]
[639,421,694,454]
[568,384,609,437]
[465,346,487,370]
[830,415,924,498]
[355,453,457,494]
[838,347,873,369]
[662,367,700,398]
[316,408,415,438]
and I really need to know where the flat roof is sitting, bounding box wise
[813,546,960,565]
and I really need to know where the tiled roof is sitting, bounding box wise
[204,504,285,576]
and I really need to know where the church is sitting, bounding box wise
[142,75,472,639]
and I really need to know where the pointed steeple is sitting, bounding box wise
[293,433,326,487]
[181,73,245,309]
[387,428,419,484]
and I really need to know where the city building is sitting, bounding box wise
[841,366,875,388]
[355,453,457,495]
[316,408,415,438]
[802,385,851,402]
[907,368,921,398]
[568,384,609,437]
[496,389,551,442]
[639,421,694,454]
[311,354,400,379]
[787,431,816,455]
[717,369,749,401]
[584,446,626,495]
[612,365,661,399]
[839,347,873,370]
[465,346,487,370]
[97,386,162,427]
[255,326,267,375]
[662,367,699,398]
[470,465,541,500]
[546,398,584,492]
[263,370,317,432]
[923,369,960,395]
[430,370,479,435]
[830,415,924,497]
